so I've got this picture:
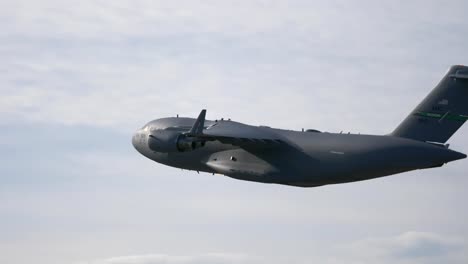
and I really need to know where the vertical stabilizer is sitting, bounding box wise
[392,65,468,143]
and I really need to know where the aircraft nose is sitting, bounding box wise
[132,130,142,151]
[132,132,138,150]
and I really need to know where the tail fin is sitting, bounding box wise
[391,65,468,143]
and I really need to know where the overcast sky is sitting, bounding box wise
[1,1,468,264]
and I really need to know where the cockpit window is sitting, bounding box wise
[141,122,163,132]
[141,119,212,133]
[141,123,191,132]
[165,126,192,132]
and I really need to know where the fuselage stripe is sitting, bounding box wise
[414,111,468,121]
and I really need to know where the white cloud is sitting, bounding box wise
[3,0,467,133]
[1,2,468,264]
[78,253,257,264]
[75,232,468,264]
[332,232,467,264]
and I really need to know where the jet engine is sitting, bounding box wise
[176,134,206,152]
[148,130,205,153]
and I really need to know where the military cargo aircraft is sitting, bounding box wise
[132,65,468,187]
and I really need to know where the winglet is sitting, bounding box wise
[188,109,206,135]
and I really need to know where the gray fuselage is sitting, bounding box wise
[132,117,466,187]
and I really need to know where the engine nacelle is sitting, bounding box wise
[176,134,206,152]
[148,130,205,153]
[148,130,179,152]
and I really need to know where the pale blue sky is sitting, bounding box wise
[1,1,468,263]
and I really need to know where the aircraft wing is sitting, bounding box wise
[202,120,287,147]
[187,110,290,149]
[187,110,313,175]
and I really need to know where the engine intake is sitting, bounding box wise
[148,130,205,153]
[176,134,206,152]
